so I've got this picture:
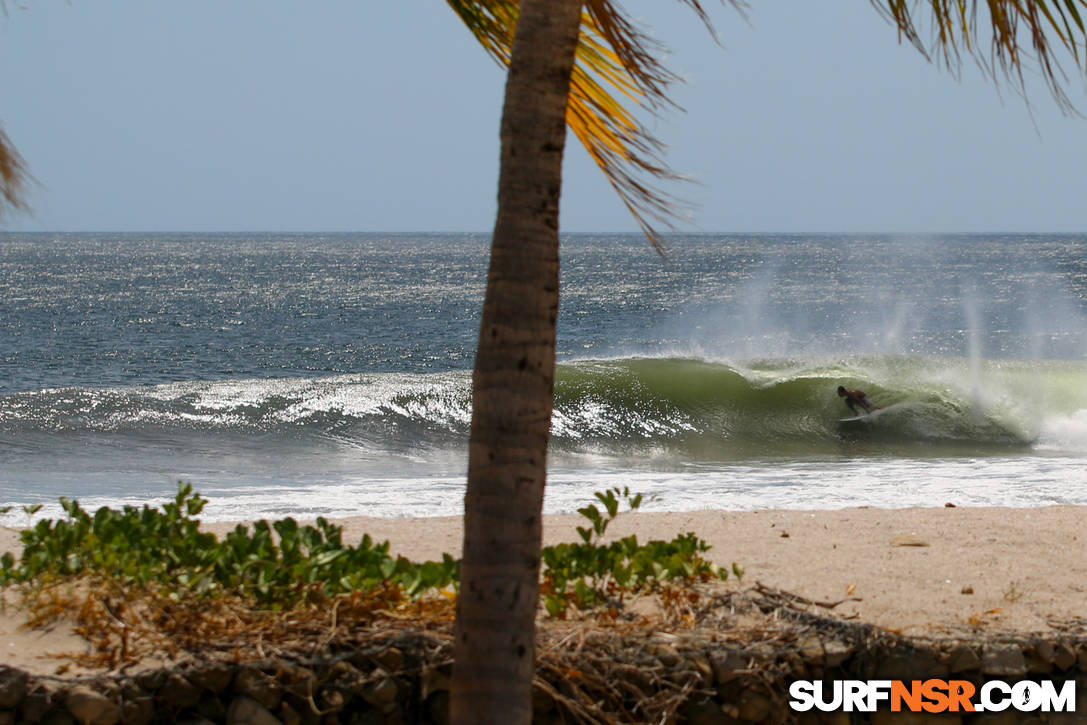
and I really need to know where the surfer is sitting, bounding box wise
[837,386,878,415]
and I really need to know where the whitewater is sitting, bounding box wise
[1,233,1085,521]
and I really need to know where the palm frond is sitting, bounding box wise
[872,0,1087,113]
[447,0,742,248]
[0,126,30,219]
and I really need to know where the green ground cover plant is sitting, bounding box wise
[1,483,735,618]
[540,487,736,617]
[0,484,458,608]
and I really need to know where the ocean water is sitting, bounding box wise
[1,232,1085,523]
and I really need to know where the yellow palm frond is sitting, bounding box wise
[451,0,1087,243]
[0,126,30,218]
[872,0,1087,113]
[447,0,739,247]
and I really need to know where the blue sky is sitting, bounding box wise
[2,1,1086,233]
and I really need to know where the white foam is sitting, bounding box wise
[1036,409,1087,453]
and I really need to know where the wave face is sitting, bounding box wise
[553,356,1085,456]
[4,356,1084,461]
[3,232,1087,519]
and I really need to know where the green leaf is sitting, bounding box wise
[544,595,565,618]
[595,489,619,518]
[312,549,346,567]
[59,497,77,518]
[578,505,601,526]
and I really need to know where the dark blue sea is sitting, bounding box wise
[2,232,1086,522]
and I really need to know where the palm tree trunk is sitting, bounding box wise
[450,0,583,723]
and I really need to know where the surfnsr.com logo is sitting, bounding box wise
[789,679,1077,714]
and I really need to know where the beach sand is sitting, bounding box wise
[2,505,1084,675]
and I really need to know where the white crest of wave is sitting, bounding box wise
[1036,409,1087,453]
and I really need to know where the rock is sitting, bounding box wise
[947,645,981,673]
[118,682,144,702]
[65,686,120,725]
[798,636,853,667]
[1047,711,1086,725]
[134,671,166,693]
[797,635,825,664]
[278,665,316,699]
[156,673,202,710]
[226,695,281,725]
[822,640,852,668]
[328,661,367,691]
[875,650,948,680]
[796,714,849,725]
[678,697,738,725]
[0,668,28,709]
[647,643,681,667]
[981,644,1027,677]
[373,647,403,672]
[1053,642,1077,670]
[710,650,748,684]
[690,654,714,683]
[345,710,383,725]
[21,682,70,721]
[323,687,351,715]
[235,668,283,710]
[742,643,777,663]
[889,534,930,547]
[872,712,961,724]
[736,689,774,722]
[378,706,403,724]
[781,651,807,680]
[277,702,302,725]
[967,713,1019,724]
[194,694,227,722]
[1026,638,1055,674]
[20,685,60,723]
[120,696,153,725]
[421,666,450,699]
[360,677,398,708]
[283,695,321,725]
[40,709,76,725]
[187,663,234,694]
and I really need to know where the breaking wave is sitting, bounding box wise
[4,355,1085,460]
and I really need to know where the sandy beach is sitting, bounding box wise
[2,505,1085,676]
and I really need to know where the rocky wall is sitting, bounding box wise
[1,629,1086,724]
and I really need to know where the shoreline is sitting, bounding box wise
[3,504,1086,675]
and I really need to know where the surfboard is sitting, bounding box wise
[838,414,870,423]
[838,406,888,424]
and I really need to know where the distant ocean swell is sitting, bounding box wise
[4,356,1085,458]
